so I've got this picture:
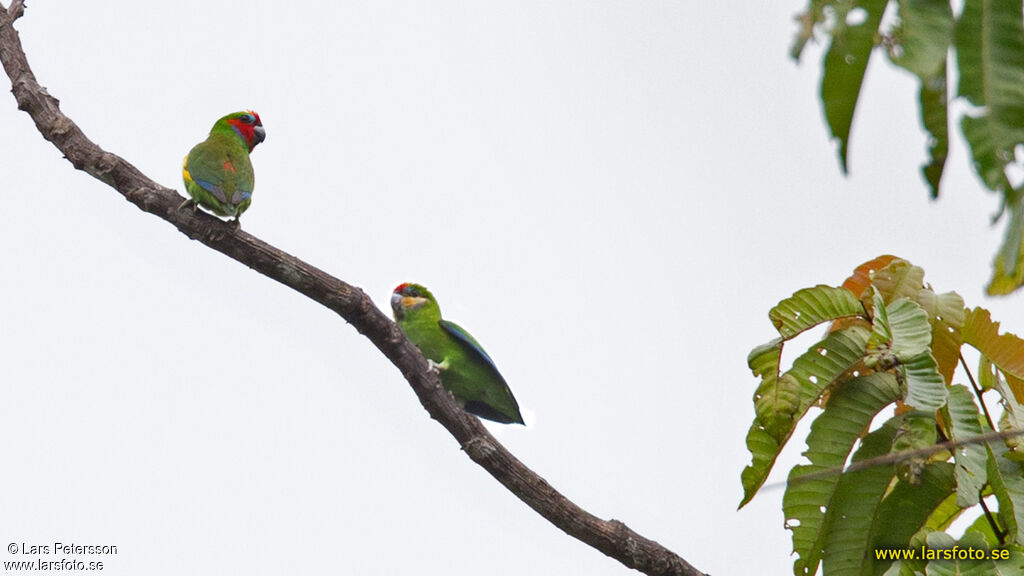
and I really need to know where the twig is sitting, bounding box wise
[0,6,705,576]
[766,428,1024,488]
[961,352,996,430]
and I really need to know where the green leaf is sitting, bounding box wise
[965,512,1000,548]
[988,196,1024,296]
[821,0,889,173]
[749,339,799,440]
[741,326,872,507]
[923,531,1006,575]
[956,0,1024,116]
[739,424,782,508]
[960,113,1014,192]
[871,288,948,411]
[769,285,864,339]
[820,418,900,576]
[748,338,783,379]
[924,492,967,532]
[986,438,1024,544]
[754,373,801,441]
[902,350,948,412]
[956,0,1024,294]
[890,0,954,78]
[788,325,873,411]
[919,68,949,198]
[887,298,933,360]
[871,462,955,573]
[784,373,902,576]
[892,412,938,484]
[946,385,989,507]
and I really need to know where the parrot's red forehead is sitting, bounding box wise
[227,111,261,126]
[394,283,411,294]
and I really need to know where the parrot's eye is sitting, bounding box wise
[240,114,254,124]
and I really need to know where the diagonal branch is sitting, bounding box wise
[0,5,705,575]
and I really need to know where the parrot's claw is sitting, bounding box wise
[426,358,449,374]
[178,198,196,212]
[231,218,241,230]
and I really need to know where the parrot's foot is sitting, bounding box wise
[426,358,449,373]
[178,198,196,212]
[230,218,241,230]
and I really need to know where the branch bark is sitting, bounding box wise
[0,5,706,575]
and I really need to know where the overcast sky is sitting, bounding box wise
[2,2,1021,575]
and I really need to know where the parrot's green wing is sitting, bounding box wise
[183,134,255,217]
[438,319,524,424]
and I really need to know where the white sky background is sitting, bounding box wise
[1,2,1021,575]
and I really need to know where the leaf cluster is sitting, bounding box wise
[741,255,1024,575]
[792,1,1024,295]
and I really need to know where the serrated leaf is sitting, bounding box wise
[917,290,965,385]
[890,0,954,78]
[870,287,895,348]
[903,350,948,412]
[988,196,1024,296]
[893,412,938,484]
[741,326,872,507]
[946,385,989,507]
[961,113,1015,192]
[842,255,901,298]
[888,298,933,360]
[986,439,1024,544]
[994,375,1024,462]
[740,423,782,508]
[821,0,889,173]
[749,338,783,379]
[749,339,798,439]
[919,67,949,198]
[979,354,999,392]
[885,0,954,197]
[956,0,1024,295]
[784,373,902,576]
[956,0,1024,115]
[770,285,864,339]
[963,308,1024,401]
[820,418,899,576]
[873,259,927,303]
[789,325,873,410]
[755,373,801,440]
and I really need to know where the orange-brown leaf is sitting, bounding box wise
[841,255,901,298]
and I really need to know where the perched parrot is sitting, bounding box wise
[391,283,525,425]
[182,111,265,224]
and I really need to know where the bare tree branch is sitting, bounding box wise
[0,5,706,576]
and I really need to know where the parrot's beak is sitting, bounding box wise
[253,125,266,145]
[390,292,404,317]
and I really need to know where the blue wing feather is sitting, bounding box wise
[439,319,501,375]
[192,178,228,203]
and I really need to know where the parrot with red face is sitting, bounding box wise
[182,111,265,224]
[391,283,525,425]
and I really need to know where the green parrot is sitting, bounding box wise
[391,283,525,425]
[182,110,265,223]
